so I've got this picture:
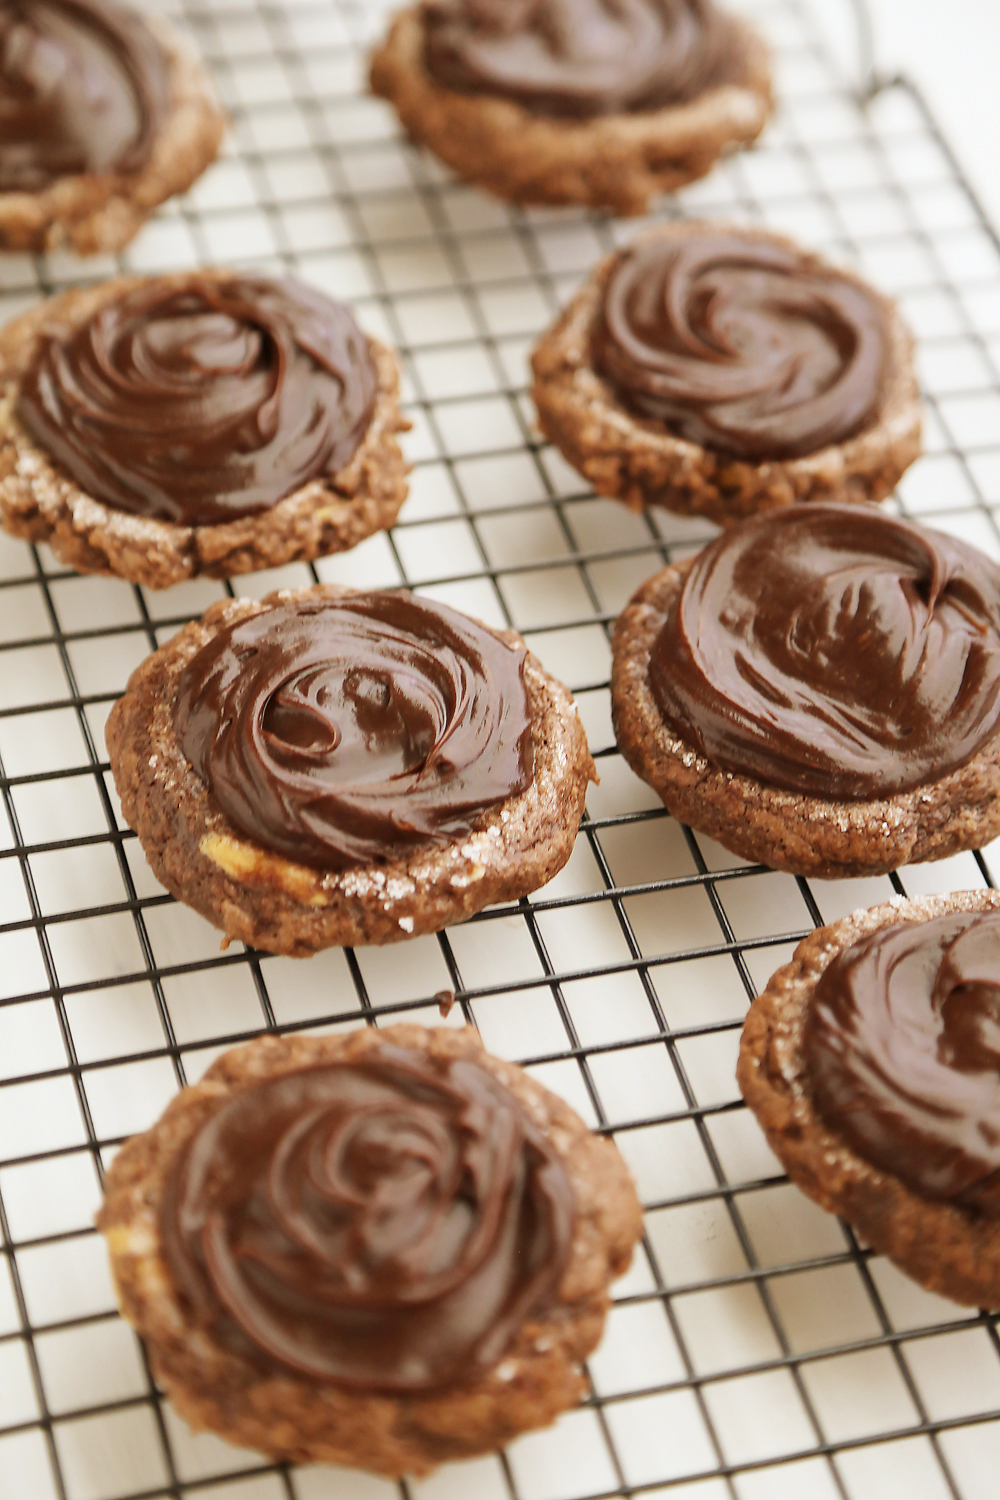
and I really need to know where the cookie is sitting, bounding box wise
[369,0,772,216]
[611,503,1000,877]
[0,0,225,255]
[106,584,596,954]
[0,271,409,588]
[532,221,921,526]
[738,889,1000,1308]
[97,1022,644,1473]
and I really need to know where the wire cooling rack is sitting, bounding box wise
[4,0,1000,1496]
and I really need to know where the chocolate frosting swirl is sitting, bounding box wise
[649,504,1000,799]
[593,232,888,459]
[174,591,535,871]
[160,1044,576,1389]
[15,274,378,526]
[422,0,741,118]
[806,911,1000,1215]
[0,0,168,193]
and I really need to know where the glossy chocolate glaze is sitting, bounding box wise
[806,911,1000,1214]
[175,592,535,871]
[15,274,378,525]
[593,232,888,459]
[0,0,167,193]
[160,1045,575,1390]
[422,0,742,118]
[649,504,1000,799]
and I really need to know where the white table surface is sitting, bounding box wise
[813,0,1000,229]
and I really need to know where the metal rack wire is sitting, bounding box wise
[3,0,1000,1495]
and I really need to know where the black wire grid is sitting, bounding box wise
[3,0,1000,1496]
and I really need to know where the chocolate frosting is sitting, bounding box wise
[0,0,168,193]
[160,1044,576,1389]
[422,0,743,118]
[15,274,378,526]
[593,233,888,459]
[175,592,535,871]
[649,504,1000,799]
[806,911,1000,1215]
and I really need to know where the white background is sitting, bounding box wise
[814,0,1000,227]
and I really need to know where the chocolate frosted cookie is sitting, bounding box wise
[98,1023,643,1473]
[739,890,1000,1307]
[106,584,596,953]
[612,503,1000,877]
[532,222,921,525]
[0,0,225,254]
[0,271,409,587]
[370,0,772,215]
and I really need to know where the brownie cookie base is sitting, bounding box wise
[0,14,225,255]
[97,1023,643,1474]
[532,224,922,526]
[0,275,410,589]
[611,562,1000,878]
[369,9,772,216]
[738,890,1000,1307]
[106,584,597,954]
